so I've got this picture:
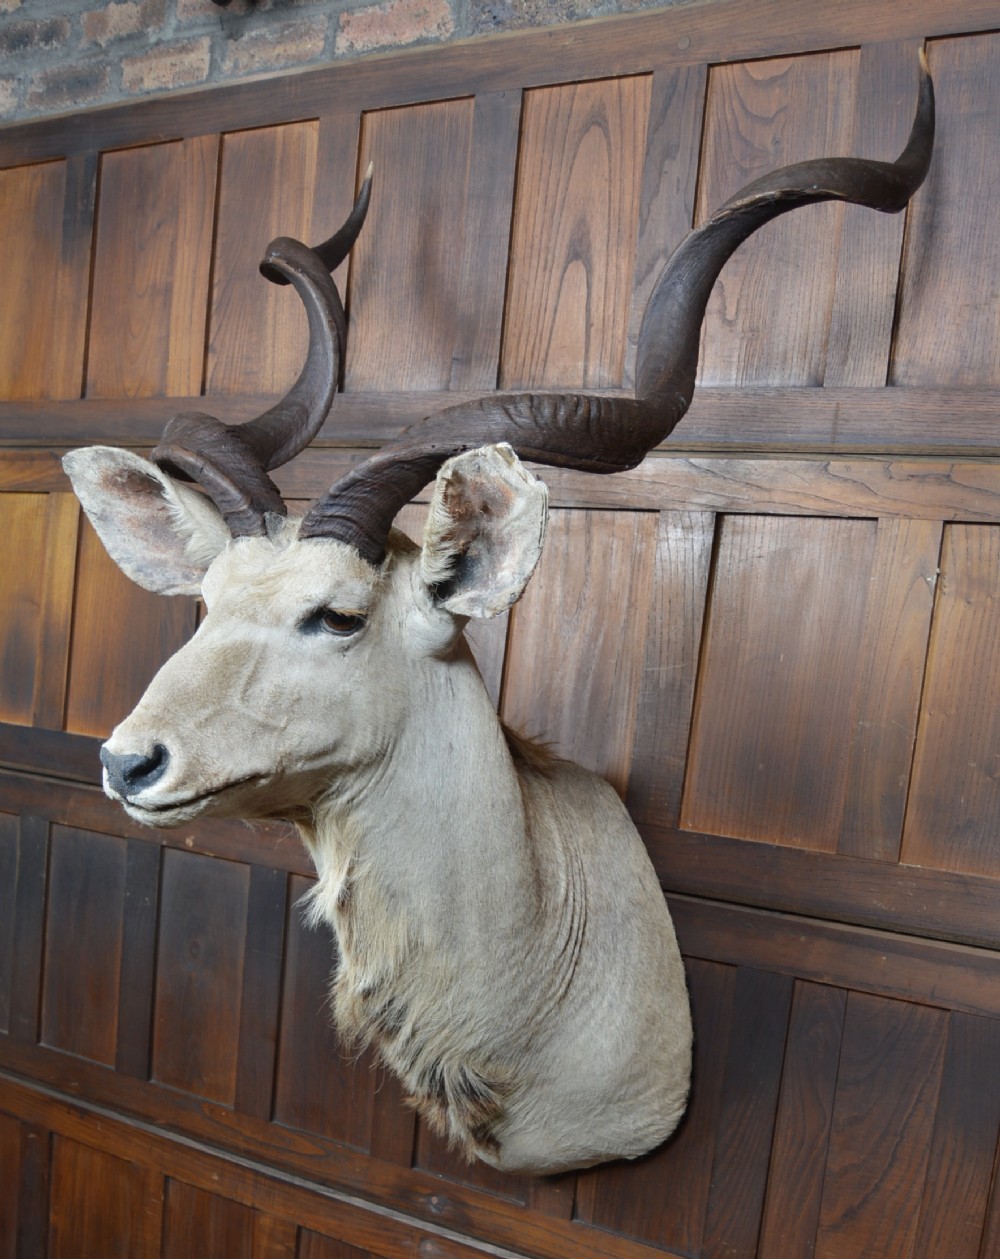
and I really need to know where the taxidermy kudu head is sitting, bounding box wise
[64,58,933,1174]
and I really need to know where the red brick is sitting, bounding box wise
[83,0,167,48]
[121,36,212,95]
[25,63,112,113]
[221,18,329,76]
[337,0,454,54]
[0,16,70,57]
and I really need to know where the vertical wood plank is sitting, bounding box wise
[64,516,198,738]
[501,75,651,390]
[311,110,363,285]
[575,959,735,1254]
[892,33,1000,386]
[87,137,218,399]
[208,122,319,397]
[162,1180,255,1259]
[15,1123,50,1259]
[0,1111,20,1259]
[414,1117,528,1203]
[347,99,475,391]
[32,493,80,730]
[0,494,50,726]
[115,838,162,1080]
[0,156,94,400]
[9,815,49,1045]
[701,968,794,1259]
[838,517,941,860]
[449,89,522,390]
[235,865,288,1120]
[824,39,924,387]
[48,1136,158,1259]
[683,515,877,850]
[367,1066,417,1167]
[501,509,658,798]
[298,1232,374,1259]
[910,1012,1000,1259]
[253,1213,298,1259]
[41,825,127,1067]
[815,993,947,1259]
[0,814,16,1035]
[152,849,249,1106]
[273,875,375,1149]
[623,62,707,390]
[903,525,1000,877]
[696,51,858,387]
[758,982,847,1259]
[626,510,715,828]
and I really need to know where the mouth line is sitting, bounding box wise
[124,774,262,815]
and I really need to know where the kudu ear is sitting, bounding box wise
[421,443,548,618]
[62,447,231,597]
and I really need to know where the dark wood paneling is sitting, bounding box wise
[272,875,375,1148]
[892,32,1000,386]
[162,1179,255,1259]
[298,1233,374,1259]
[348,100,475,391]
[32,493,79,730]
[235,865,288,1121]
[8,815,48,1045]
[683,515,877,849]
[0,814,15,1035]
[502,509,657,797]
[0,494,50,725]
[13,1121,49,1259]
[115,839,162,1080]
[696,50,857,387]
[41,824,127,1066]
[64,517,198,738]
[87,138,218,399]
[48,1135,162,1259]
[501,76,650,390]
[152,849,249,1106]
[814,994,947,1259]
[0,1110,20,1259]
[208,122,319,398]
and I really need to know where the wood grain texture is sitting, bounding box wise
[87,137,218,399]
[757,982,846,1259]
[12,1121,49,1259]
[892,32,1000,386]
[623,62,707,390]
[273,875,376,1149]
[838,517,942,860]
[8,815,48,1045]
[903,524,1000,877]
[815,994,947,1259]
[824,39,923,387]
[625,510,715,827]
[347,99,475,391]
[683,515,877,850]
[48,1135,161,1259]
[207,121,319,397]
[0,159,93,400]
[64,517,198,738]
[162,1179,255,1259]
[151,849,249,1106]
[32,493,80,730]
[501,508,657,797]
[501,75,650,389]
[696,50,858,387]
[0,1111,20,1259]
[41,825,127,1067]
[0,494,49,725]
[0,813,15,1037]
[234,865,288,1120]
[115,839,162,1081]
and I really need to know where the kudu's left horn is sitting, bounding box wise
[297,54,934,567]
[151,169,373,537]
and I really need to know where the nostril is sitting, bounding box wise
[100,744,170,798]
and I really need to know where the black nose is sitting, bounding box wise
[100,744,170,798]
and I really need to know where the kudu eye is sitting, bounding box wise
[301,608,366,637]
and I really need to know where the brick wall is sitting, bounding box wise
[1,0,686,123]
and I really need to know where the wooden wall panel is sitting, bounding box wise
[151,849,249,1105]
[347,100,475,391]
[273,875,375,1149]
[87,138,218,399]
[298,1234,373,1259]
[0,494,49,725]
[501,508,657,798]
[41,825,127,1067]
[683,515,877,849]
[48,1136,161,1259]
[0,158,93,400]
[208,122,320,397]
[892,33,1000,386]
[696,51,858,387]
[903,524,1000,877]
[0,1110,20,1259]
[162,1180,255,1259]
[501,76,651,390]
[64,517,198,738]
[0,815,15,1036]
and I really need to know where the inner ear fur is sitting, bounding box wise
[62,446,230,597]
[421,443,548,619]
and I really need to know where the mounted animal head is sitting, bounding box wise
[64,60,934,828]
